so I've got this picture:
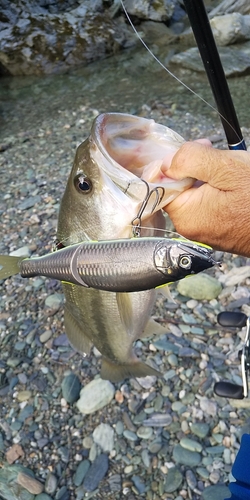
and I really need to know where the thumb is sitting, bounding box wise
[165,142,216,184]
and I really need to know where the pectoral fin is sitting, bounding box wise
[64,306,92,354]
[101,357,162,383]
[157,285,176,303]
[141,318,167,338]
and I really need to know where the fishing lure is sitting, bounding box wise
[0,237,218,293]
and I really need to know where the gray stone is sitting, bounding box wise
[61,373,81,404]
[83,454,109,492]
[76,379,115,414]
[202,484,230,500]
[92,423,114,452]
[173,444,201,466]
[45,472,57,495]
[164,467,183,493]
[177,274,222,300]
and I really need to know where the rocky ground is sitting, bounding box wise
[1,97,250,500]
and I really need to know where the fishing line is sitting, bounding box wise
[120,0,241,141]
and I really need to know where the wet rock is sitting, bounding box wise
[83,453,109,492]
[177,273,222,300]
[92,423,114,453]
[76,379,115,414]
[61,373,81,404]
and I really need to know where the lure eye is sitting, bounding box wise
[179,255,192,269]
[74,174,92,193]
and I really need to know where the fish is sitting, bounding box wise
[0,237,217,292]
[51,111,201,382]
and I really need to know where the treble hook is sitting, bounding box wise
[131,181,165,237]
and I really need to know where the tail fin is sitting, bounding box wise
[0,255,25,280]
[101,357,162,383]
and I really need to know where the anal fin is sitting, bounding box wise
[101,357,162,383]
[64,306,92,354]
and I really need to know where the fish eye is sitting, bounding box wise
[179,255,192,269]
[74,174,92,193]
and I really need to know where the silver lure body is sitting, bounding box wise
[19,237,216,292]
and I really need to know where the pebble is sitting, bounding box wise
[173,445,201,466]
[164,467,183,493]
[45,473,58,495]
[180,437,203,453]
[9,246,31,257]
[191,422,210,438]
[39,330,53,343]
[76,379,115,414]
[177,273,222,300]
[16,390,32,402]
[199,398,217,417]
[74,460,90,487]
[202,484,230,500]
[92,423,114,452]
[18,195,41,210]
[45,293,64,308]
[17,472,44,494]
[132,475,146,494]
[123,430,138,442]
[83,454,109,492]
[137,426,153,439]
[141,449,150,468]
[206,445,225,455]
[61,373,81,404]
[36,495,53,500]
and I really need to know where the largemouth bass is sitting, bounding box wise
[53,112,197,382]
[0,237,217,291]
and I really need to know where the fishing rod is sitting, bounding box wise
[182,0,247,151]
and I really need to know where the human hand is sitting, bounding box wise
[163,141,250,257]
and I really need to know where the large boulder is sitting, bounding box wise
[0,1,135,76]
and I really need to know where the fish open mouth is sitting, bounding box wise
[91,113,194,212]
